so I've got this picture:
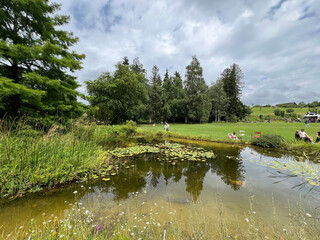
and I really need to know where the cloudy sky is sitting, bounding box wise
[54,0,320,105]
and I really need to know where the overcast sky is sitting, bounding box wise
[54,0,320,105]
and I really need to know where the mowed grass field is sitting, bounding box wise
[139,122,320,143]
[250,107,309,117]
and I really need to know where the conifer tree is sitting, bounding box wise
[0,0,85,120]
[148,65,163,122]
[220,64,244,120]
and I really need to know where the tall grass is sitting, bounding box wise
[0,119,138,198]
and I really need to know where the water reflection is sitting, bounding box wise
[90,143,246,202]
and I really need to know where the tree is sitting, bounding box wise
[86,62,148,124]
[0,0,85,120]
[170,71,187,122]
[184,56,211,122]
[148,65,163,122]
[162,69,173,121]
[130,57,146,75]
[209,79,228,122]
[220,64,247,121]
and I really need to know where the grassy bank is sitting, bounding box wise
[138,122,320,156]
[139,122,320,142]
[0,120,137,198]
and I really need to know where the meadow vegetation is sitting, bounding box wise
[0,119,137,198]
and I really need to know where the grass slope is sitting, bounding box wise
[139,122,320,143]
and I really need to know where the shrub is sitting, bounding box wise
[252,134,284,148]
[121,120,137,136]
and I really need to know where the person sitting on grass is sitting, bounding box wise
[294,130,302,142]
[227,132,238,140]
[316,131,320,143]
[299,129,313,143]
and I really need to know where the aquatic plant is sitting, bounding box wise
[108,143,215,163]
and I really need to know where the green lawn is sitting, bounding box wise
[250,107,309,117]
[139,122,320,143]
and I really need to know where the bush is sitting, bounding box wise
[252,134,284,148]
[121,120,137,136]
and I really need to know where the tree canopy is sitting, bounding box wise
[0,0,85,121]
[86,62,148,124]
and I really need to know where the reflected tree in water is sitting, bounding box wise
[209,147,245,190]
[184,162,210,201]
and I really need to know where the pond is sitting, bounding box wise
[1,138,320,238]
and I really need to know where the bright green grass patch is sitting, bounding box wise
[250,107,309,117]
[138,122,320,143]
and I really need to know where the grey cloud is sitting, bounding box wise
[54,0,320,105]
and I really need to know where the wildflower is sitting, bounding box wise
[245,218,249,223]
[73,190,78,194]
[19,226,23,229]
[283,228,287,232]
[252,211,256,214]
[81,185,84,188]
[60,234,64,238]
[306,213,312,217]
[131,233,135,236]
[146,222,150,225]
[97,224,101,232]
[303,222,307,225]
[157,223,161,226]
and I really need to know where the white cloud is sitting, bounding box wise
[54,0,320,105]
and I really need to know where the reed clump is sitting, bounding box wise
[0,118,137,198]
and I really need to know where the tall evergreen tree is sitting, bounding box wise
[170,71,187,122]
[148,65,163,122]
[184,56,211,122]
[220,64,244,121]
[162,69,173,121]
[0,0,85,120]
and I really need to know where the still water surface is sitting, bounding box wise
[0,139,319,235]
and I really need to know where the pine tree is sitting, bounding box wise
[0,0,85,120]
[220,64,244,121]
[148,65,163,122]
[184,56,211,122]
[170,71,187,122]
[162,69,173,121]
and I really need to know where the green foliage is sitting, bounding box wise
[0,0,85,120]
[220,64,247,120]
[0,119,108,197]
[121,120,137,136]
[184,56,211,122]
[252,134,284,148]
[148,65,163,122]
[274,109,281,116]
[209,79,228,122]
[286,108,294,113]
[86,63,148,124]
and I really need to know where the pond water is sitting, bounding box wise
[1,138,320,237]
